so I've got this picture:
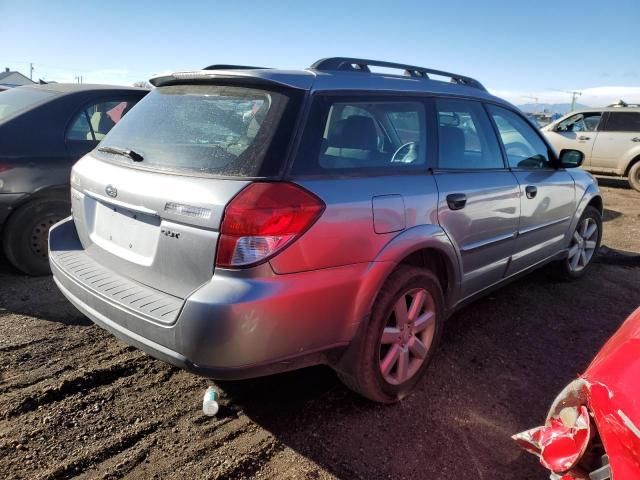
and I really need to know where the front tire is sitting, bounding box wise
[2,197,70,276]
[628,161,640,192]
[337,265,444,403]
[557,206,602,280]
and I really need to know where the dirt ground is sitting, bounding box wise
[1,180,639,480]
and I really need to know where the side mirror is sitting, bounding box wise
[558,149,584,168]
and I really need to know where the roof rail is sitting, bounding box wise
[203,64,267,71]
[310,57,486,91]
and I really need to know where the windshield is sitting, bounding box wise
[0,87,57,122]
[96,84,300,177]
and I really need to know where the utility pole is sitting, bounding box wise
[29,62,34,80]
[523,96,540,112]
[550,89,583,113]
[569,91,582,112]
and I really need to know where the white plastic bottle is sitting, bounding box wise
[202,386,219,416]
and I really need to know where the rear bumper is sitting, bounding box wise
[49,218,370,379]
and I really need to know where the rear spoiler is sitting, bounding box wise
[149,70,313,90]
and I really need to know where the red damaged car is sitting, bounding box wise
[514,307,640,479]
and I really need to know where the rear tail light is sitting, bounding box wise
[0,163,13,173]
[215,182,325,268]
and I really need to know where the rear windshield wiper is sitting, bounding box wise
[98,145,144,162]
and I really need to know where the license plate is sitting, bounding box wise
[92,200,160,260]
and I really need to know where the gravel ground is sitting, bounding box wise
[1,183,639,480]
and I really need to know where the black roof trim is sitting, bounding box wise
[310,57,487,91]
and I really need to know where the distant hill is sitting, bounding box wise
[517,103,591,115]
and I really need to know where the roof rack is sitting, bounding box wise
[310,57,486,91]
[203,64,267,71]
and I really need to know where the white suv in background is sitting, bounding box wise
[542,107,640,191]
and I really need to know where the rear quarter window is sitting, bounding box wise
[604,112,640,132]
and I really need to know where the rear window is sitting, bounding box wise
[95,84,301,177]
[0,87,57,122]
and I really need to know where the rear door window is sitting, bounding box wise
[604,112,640,132]
[66,99,140,142]
[292,97,427,174]
[95,85,301,177]
[435,99,503,169]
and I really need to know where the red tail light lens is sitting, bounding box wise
[0,164,14,173]
[216,182,325,268]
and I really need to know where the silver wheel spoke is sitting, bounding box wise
[585,224,597,239]
[568,244,580,258]
[585,240,596,250]
[407,290,426,322]
[380,344,400,376]
[413,311,434,333]
[570,251,580,270]
[580,249,587,266]
[396,348,409,382]
[381,327,401,345]
[581,219,590,237]
[573,231,583,244]
[394,296,409,328]
[409,336,428,359]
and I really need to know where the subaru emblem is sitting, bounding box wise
[105,184,118,198]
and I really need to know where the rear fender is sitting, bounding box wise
[621,148,640,176]
[332,224,460,374]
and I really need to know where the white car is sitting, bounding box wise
[542,107,640,190]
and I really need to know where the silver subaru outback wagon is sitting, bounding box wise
[49,58,603,403]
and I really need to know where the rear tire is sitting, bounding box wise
[2,198,70,276]
[628,161,640,192]
[555,206,602,280]
[337,265,444,403]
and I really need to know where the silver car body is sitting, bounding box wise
[49,61,603,379]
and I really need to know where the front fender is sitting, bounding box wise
[565,180,602,248]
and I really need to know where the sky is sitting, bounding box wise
[1,0,639,106]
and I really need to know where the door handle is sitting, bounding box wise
[525,186,538,199]
[632,137,640,142]
[578,136,590,141]
[446,193,467,210]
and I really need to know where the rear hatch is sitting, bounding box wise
[69,82,303,298]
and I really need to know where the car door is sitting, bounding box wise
[487,104,576,276]
[542,112,602,168]
[65,97,141,161]
[431,99,520,299]
[590,111,640,174]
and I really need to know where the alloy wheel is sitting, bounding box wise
[567,217,598,272]
[378,288,436,385]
